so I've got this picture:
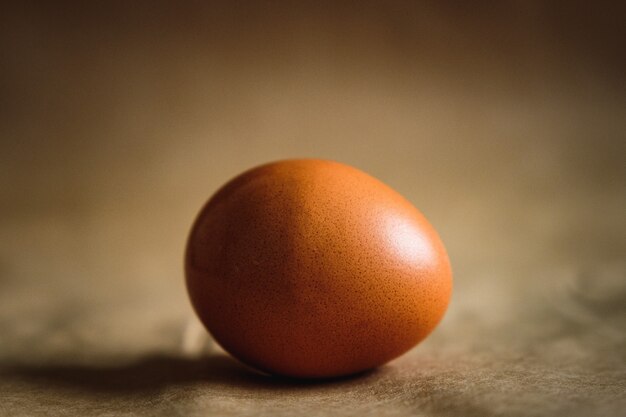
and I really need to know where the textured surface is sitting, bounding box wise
[1,2,625,416]
[186,159,452,377]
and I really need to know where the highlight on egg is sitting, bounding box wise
[185,159,452,378]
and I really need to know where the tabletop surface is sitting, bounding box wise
[1,2,625,416]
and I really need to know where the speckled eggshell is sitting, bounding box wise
[185,159,452,379]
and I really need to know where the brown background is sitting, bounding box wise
[1,2,625,416]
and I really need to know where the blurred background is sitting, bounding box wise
[1,1,625,415]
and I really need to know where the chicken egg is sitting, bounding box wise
[185,159,452,378]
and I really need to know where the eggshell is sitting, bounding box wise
[185,159,452,378]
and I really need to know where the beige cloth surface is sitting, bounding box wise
[1,2,625,416]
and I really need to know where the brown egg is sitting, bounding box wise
[185,159,452,378]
